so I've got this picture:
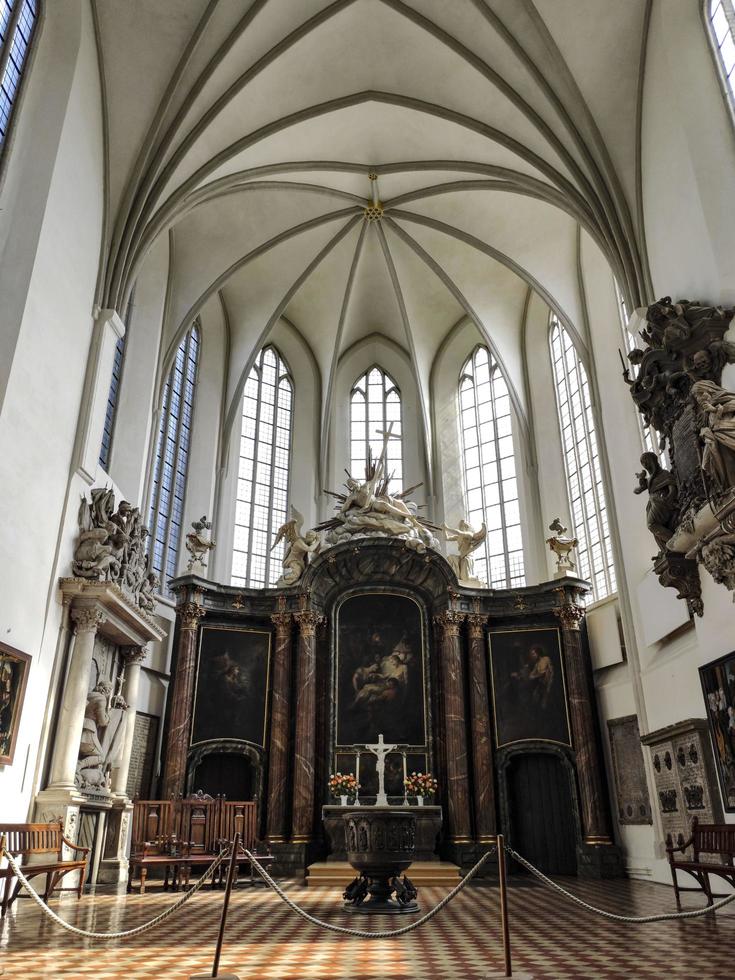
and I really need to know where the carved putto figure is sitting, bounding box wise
[633,452,679,559]
[185,515,216,572]
[691,380,735,497]
[271,506,320,586]
[72,488,156,612]
[443,520,487,583]
[546,518,578,573]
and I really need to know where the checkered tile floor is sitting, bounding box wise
[1,874,733,979]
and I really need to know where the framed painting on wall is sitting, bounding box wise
[700,651,735,812]
[0,642,31,766]
[191,626,271,748]
[488,627,571,748]
[335,592,427,748]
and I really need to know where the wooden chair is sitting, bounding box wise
[666,817,735,909]
[0,823,89,917]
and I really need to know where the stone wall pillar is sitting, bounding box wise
[466,614,496,842]
[291,608,322,844]
[48,605,106,789]
[267,604,293,843]
[110,645,148,797]
[434,611,472,846]
[161,597,204,799]
[554,602,611,844]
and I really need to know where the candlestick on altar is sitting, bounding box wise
[354,750,361,806]
[402,750,408,807]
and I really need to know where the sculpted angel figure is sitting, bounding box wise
[443,519,487,581]
[691,380,735,496]
[185,515,216,571]
[271,506,320,586]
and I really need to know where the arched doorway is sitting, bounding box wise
[193,752,253,800]
[507,752,577,875]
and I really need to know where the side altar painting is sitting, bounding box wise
[489,627,570,747]
[192,626,270,748]
[0,642,31,766]
[336,593,426,748]
[700,651,735,812]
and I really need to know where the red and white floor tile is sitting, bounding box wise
[1,876,733,979]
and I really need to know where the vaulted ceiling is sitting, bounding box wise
[93,0,652,438]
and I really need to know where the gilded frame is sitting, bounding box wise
[0,641,31,766]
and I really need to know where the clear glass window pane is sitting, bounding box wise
[350,366,403,494]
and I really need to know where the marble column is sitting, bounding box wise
[48,605,107,789]
[466,614,496,842]
[161,597,204,799]
[555,602,611,844]
[434,611,472,844]
[267,604,293,843]
[291,609,322,844]
[111,645,148,797]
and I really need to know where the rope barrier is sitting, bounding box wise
[504,845,735,923]
[240,847,496,939]
[0,846,228,940]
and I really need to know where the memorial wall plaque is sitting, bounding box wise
[607,715,652,825]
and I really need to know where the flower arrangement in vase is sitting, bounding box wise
[328,772,359,805]
[405,772,437,806]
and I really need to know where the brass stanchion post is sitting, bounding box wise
[497,834,512,978]
[191,832,241,980]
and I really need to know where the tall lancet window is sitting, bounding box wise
[459,345,524,589]
[0,1,40,154]
[350,366,402,491]
[550,316,615,601]
[148,321,200,590]
[231,346,293,589]
[706,1,735,112]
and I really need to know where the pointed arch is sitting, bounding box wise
[350,364,403,491]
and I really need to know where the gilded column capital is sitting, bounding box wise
[553,602,586,631]
[177,600,205,631]
[71,606,106,634]
[295,610,324,638]
[122,644,148,666]
[433,609,465,637]
[466,613,487,639]
[271,611,292,633]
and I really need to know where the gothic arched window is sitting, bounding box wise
[706,1,735,112]
[231,346,293,589]
[1,1,40,155]
[148,321,200,589]
[350,366,402,491]
[550,316,615,601]
[459,345,525,588]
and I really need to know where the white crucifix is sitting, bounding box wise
[374,422,400,475]
[364,733,397,806]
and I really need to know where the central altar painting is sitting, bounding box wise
[335,593,427,747]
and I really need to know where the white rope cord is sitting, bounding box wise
[242,847,496,939]
[1,846,228,940]
[505,846,735,923]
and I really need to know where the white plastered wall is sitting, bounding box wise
[0,0,106,818]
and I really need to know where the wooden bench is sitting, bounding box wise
[666,818,735,909]
[0,822,89,917]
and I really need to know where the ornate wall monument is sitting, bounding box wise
[165,537,621,879]
[623,297,735,612]
[35,490,166,885]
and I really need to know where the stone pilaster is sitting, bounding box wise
[161,597,204,799]
[466,614,496,842]
[48,605,107,790]
[434,610,472,847]
[267,602,293,843]
[291,607,323,844]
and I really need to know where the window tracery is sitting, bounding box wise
[458,345,524,588]
[549,317,615,601]
[148,321,200,591]
[706,1,735,111]
[350,366,402,492]
[0,1,39,154]
[231,345,293,589]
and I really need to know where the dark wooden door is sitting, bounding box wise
[507,752,577,875]
[194,753,253,800]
